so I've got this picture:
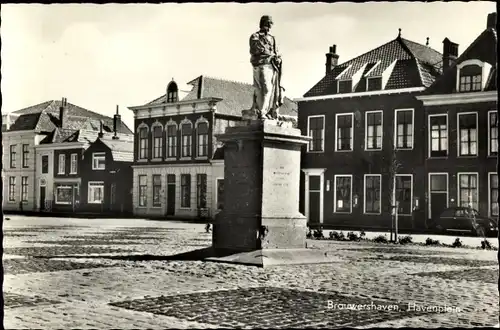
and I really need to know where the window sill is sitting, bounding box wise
[166,157,177,161]
[457,155,478,158]
[137,159,148,163]
[394,148,414,151]
[7,200,17,203]
[136,206,148,209]
[427,156,448,160]
[364,148,383,152]
[69,172,77,175]
[55,202,72,205]
[180,157,192,161]
[307,150,325,154]
[195,156,208,160]
[179,207,192,210]
[152,205,162,208]
[333,211,352,214]
[364,212,382,215]
[487,154,498,158]
[152,158,163,162]
[335,150,353,153]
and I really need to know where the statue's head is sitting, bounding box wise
[259,15,273,30]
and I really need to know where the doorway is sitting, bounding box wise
[40,186,46,211]
[166,174,176,216]
[429,173,448,224]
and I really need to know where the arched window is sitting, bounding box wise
[195,116,210,158]
[167,81,179,103]
[152,121,163,159]
[166,119,178,159]
[459,64,482,92]
[137,123,149,160]
[180,118,193,158]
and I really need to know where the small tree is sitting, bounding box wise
[383,136,402,243]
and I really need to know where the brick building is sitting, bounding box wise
[296,30,444,231]
[417,12,498,224]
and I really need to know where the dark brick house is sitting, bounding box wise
[80,131,134,214]
[416,12,497,224]
[296,30,444,231]
[128,76,297,219]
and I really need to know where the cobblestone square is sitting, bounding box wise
[3,215,499,328]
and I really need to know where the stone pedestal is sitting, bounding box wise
[208,119,340,267]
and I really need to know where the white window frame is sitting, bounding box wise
[180,173,192,209]
[337,79,353,94]
[151,121,164,161]
[21,176,29,202]
[58,154,65,174]
[8,176,16,202]
[456,59,492,92]
[428,113,449,158]
[427,172,449,219]
[366,76,383,91]
[488,172,498,217]
[137,122,149,161]
[195,116,210,160]
[335,112,354,152]
[88,181,105,204]
[457,112,478,157]
[363,174,382,215]
[180,118,193,160]
[70,153,78,174]
[166,119,178,161]
[393,174,413,216]
[41,154,49,174]
[55,184,73,205]
[394,108,415,150]
[92,152,106,170]
[333,174,353,214]
[457,172,479,210]
[138,175,148,207]
[487,110,498,157]
[307,115,325,153]
[364,110,383,151]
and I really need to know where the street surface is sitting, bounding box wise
[3,215,499,328]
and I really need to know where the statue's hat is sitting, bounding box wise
[260,15,273,25]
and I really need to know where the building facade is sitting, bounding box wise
[417,12,498,224]
[296,31,444,231]
[128,76,297,219]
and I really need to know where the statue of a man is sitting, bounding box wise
[249,15,284,120]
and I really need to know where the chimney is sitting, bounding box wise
[112,105,121,139]
[98,120,104,138]
[442,38,459,71]
[325,44,339,75]
[487,12,497,29]
[59,97,68,128]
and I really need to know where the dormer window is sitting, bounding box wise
[459,65,482,92]
[367,77,382,91]
[167,82,178,103]
[338,80,352,94]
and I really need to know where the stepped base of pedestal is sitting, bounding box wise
[204,248,343,268]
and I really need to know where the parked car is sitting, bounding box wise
[431,207,498,237]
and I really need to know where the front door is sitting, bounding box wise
[429,173,448,226]
[308,175,321,225]
[166,174,176,216]
[430,193,447,221]
[110,183,116,211]
[40,186,46,211]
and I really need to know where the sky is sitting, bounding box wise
[1,2,497,131]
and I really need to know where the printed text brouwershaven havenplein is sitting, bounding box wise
[327,301,462,313]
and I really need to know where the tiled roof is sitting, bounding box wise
[304,36,443,97]
[6,100,133,134]
[99,137,134,162]
[139,76,298,117]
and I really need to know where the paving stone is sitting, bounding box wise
[4,292,61,308]
[3,258,119,275]
[364,255,499,267]
[4,246,134,257]
[26,239,146,246]
[412,268,499,284]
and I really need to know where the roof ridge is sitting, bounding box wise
[336,37,399,68]
[202,75,253,87]
[413,58,425,86]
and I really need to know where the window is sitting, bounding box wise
[92,152,106,170]
[58,154,66,174]
[181,123,192,158]
[334,175,352,213]
[489,111,498,156]
[9,177,16,202]
[338,80,352,94]
[153,126,163,159]
[365,111,382,150]
[197,123,209,157]
[21,176,28,202]
[490,173,498,217]
[364,175,381,214]
[153,174,162,207]
[70,153,78,174]
[458,113,477,156]
[216,179,224,210]
[167,124,177,158]
[88,182,104,204]
[138,175,147,207]
[367,77,382,91]
[430,174,447,192]
[56,184,73,204]
[139,127,148,159]
[22,144,29,168]
[394,175,412,215]
[336,113,353,151]
[10,145,16,168]
[197,174,207,209]
[459,65,482,92]
[395,109,413,149]
[307,116,325,152]
[181,174,191,208]
[41,155,49,174]
[167,82,178,103]
[458,173,478,211]
[429,115,448,157]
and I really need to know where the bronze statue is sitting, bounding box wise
[248,15,284,120]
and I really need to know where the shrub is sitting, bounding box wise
[306,228,312,239]
[481,240,492,250]
[452,238,462,248]
[336,231,345,240]
[329,231,335,239]
[359,230,366,239]
[347,231,360,241]
[373,235,388,244]
[425,237,440,246]
[399,235,413,245]
[313,229,324,239]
